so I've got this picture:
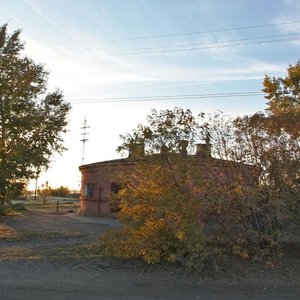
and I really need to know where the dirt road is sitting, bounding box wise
[0,205,299,299]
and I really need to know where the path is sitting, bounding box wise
[0,209,299,299]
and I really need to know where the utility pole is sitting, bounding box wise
[80,117,90,166]
[33,170,40,200]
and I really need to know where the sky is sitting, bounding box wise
[0,0,299,191]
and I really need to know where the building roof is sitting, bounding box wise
[79,154,256,171]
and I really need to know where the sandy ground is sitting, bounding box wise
[0,202,299,299]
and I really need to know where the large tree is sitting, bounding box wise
[0,24,71,213]
[263,60,300,115]
[100,108,215,270]
[262,61,300,138]
[100,64,300,269]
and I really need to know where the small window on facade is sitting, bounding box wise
[84,183,93,197]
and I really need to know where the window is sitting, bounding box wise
[84,183,93,197]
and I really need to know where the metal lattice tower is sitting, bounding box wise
[80,117,90,165]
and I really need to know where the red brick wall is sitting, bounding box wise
[79,158,258,217]
[79,160,136,217]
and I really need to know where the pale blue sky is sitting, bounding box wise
[1,0,299,190]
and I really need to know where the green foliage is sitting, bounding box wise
[202,183,282,259]
[37,184,71,203]
[261,61,300,139]
[6,181,25,200]
[101,108,220,271]
[0,24,70,213]
[101,63,299,271]
[204,110,299,257]
[259,61,300,221]
[38,182,51,204]
[101,156,220,271]
[51,186,70,197]
[263,60,300,115]
[117,107,202,156]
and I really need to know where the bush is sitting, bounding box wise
[51,186,70,197]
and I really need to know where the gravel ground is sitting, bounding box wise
[0,203,299,300]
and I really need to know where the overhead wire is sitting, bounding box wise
[48,32,300,58]
[112,36,300,56]
[99,32,300,53]
[31,21,296,104]
[69,91,264,104]
[35,20,300,45]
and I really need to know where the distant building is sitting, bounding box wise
[79,143,258,217]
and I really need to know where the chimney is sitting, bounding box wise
[179,140,188,155]
[128,142,144,158]
[196,143,211,159]
[160,145,169,155]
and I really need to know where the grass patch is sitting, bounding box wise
[0,231,83,242]
[0,241,105,262]
[23,201,80,214]
[0,223,17,238]
[0,247,32,260]
[38,241,104,259]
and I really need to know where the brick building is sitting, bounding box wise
[79,143,258,217]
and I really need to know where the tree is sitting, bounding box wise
[0,24,71,213]
[263,61,300,115]
[117,107,201,155]
[100,108,220,271]
[254,62,300,218]
[262,61,300,138]
[199,113,281,258]
[51,186,70,197]
[200,64,300,255]
[100,64,300,269]
[101,107,291,268]
[38,181,52,205]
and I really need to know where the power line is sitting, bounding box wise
[37,20,300,45]
[93,20,300,43]
[112,36,299,56]
[101,32,300,53]
[49,33,300,58]
[69,91,264,104]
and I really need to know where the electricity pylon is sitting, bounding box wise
[80,117,90,166]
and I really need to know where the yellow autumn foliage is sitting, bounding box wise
[99,155,214,270]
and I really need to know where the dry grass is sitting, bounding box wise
[0,223,17,238]
[0,247,32,260]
